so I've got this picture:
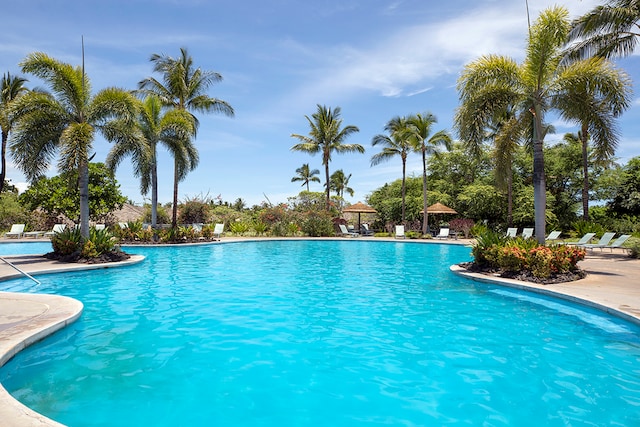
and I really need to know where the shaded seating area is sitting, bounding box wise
[434,228,450,239]
[338,224,359,237]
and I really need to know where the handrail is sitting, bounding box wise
[0,256,41,286]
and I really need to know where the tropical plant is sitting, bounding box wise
[107,94,195,227]
[329,169,354,198]
[0,72,29,194]
[455,7,631,244]
[9,52,139,238]
[138,47,234,227]
[371,116,412,222]
[566,0,640,60]
[406,112,452,234]
[291,163,321,191]
[291,104,363,209]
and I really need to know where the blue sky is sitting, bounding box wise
[2,0,639,207]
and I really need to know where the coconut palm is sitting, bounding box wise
[566,0,640,60]
[406,112,452,234]
[329,169,354,198]
[291,105,363,209]
[291,163,321,191]
[138,47,234,228]
[0,73,29,194]
[555,56,631,221]
[106,95,196,227]
[371,116,412,223]
[9,52,139,237]
[456,6,631,244]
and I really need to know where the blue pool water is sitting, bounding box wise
[1,240,639,426]
[0,241,52,255]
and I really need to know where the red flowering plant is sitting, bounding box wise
[497,244,527,272]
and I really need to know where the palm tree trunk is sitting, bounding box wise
[151,153,158,227]
[421,147,428,235]
[172,158,179,228]
[507,172,513,227]
[0,131,7,194]
[401,157,406,223]
[580,125,590,221]
[532,110,546,245]
[324,161,330,210]
[78,160,90,239]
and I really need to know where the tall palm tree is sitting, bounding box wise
[566,0,640,60]
[9,52,139,237]
[106,95,196,227]
[329,169,354,198]
[406,112,452,234]
[554,56,631,221]
[291,105,363,209]
[371,116,412,223]
[291,163,321,191]
[0,73,29,194]
[456,7,631,244]
[138,47,234,228]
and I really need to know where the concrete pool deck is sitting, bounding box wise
[0,238,638,426]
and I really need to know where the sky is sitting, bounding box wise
[2,0,639,208]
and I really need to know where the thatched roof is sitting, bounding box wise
[112,203,145,223]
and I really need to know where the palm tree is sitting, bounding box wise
[329,169,354,198]
[0,73,29,194]
[106,95,196,227]
[566,0,640,60]
[406,112,452,234]
[9,52,139,237]
[291,163,321,191]
[554,56,631,221]
[291,105,363,209]
[371,116,412,223]
[456,7,631,244]
[138,47,234,228]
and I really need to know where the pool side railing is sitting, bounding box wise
[0,256,41,286]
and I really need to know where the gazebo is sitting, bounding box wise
[420,202,458,234]
[343,201,377,231]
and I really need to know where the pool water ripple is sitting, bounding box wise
[1,240,640,426]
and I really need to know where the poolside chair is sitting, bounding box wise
[191,223,203,233]
[435,228,450,239]
[395,225,405,239]
[545,230,562,243]
[521,228,534,239]
[580,232,616,250]
[44,224,66,238]
[360,223,374,236]
[603,234,631,253]
[213,223,225,238]
[4,224,25,239]
[95,224,106,231]
[338,224,358,237]
[505,228,517,238]
[564,232,596,246]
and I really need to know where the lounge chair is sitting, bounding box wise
[435,228,450,239]
[564,232,596,246]
[44,224,66,238]
[604,234,631,252]
[95,224,106,231]
[192,223,203,233]
[213,223,225,238]
[4,224,25,238]
[522,228,534,239]
[339,224,358,237]
[360,223,374,236]
[506,228,518,238]
[545,230,562,243]
[395,225,405,239]
[580,232,616,250]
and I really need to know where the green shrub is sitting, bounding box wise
[229,221,250,235]
[572,220,605,238]
[252,221,268,235]
[89,228,116,254]
[51,227,83,255]
[300,212,334,237]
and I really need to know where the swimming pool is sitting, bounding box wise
[1,240,639,426]
[0,240,52,256]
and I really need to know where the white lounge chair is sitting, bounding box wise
[545,230,562,243]
[506,228,517,238]
[435,228,450,239]
[604,234,631,252]
[580,232,616,250]
[4,224,25,238]
[339,224,358,237]
[522,228,534,239]
[213,223,225,238]
[95,224,106,231]
[44,224,66,238]
[565,232,596,246]
[395,225,405,239]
